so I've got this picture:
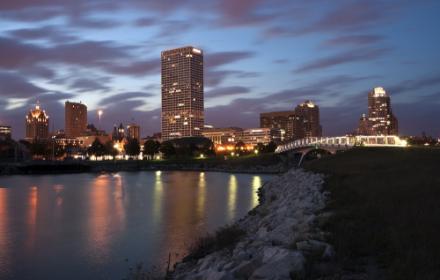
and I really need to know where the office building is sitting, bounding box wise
[112,123,125,141]
[242,128,283,146]
[294,100,322,137]
[65,101,87,138]
[366,87,398,135]
[25,104,49,141]
[127,123,140,141]
[202,127,243,145]
[0,125,11,140]
[356,114,369,135]
[260,100,322,140]
[161,46,204,141]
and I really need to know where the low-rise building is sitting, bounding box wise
[242,128,283,146]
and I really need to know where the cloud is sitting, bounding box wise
[296,1,397,34]
[321,34,385,47]
[69,78,111,93]
[103,59,159,76]
[99,92,153,106]
[205,51,255,68]
[294,48,390,73]
[133,17,155,27]
[386,75,440,96]
[0,72,46,98]
[206,86,251,98]
[7,26,78,43]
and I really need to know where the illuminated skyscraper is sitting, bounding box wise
[161,46,204,141]
[366,87,398,135]
[65,101,87,138]
[25,104,49,141]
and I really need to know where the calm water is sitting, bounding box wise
[0,171,272,280]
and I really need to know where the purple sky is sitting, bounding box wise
[0,0,439,139]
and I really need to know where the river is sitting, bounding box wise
[0,171,272,279]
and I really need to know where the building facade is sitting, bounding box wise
[25,104,49,141]
[65,101,87,138]
[260,100,321,140]
[127,123,140,141]
[161,46,204,141]
[294,100,322,138]
[112,123,125,141]
[202,127,243,145]
[0,125,11,140]
[242,128,283,146]
[366,87,398,135]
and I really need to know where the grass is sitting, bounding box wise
[184,224,246,261]
[303,147,440,279]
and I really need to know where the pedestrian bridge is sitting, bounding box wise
[275,135,408,154]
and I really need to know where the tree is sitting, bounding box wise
[143,140,160,159]
[87,138,106,157]
[263,141,277,153]
[256,143,265,153]
[235,141,246,155]
[30,140,49,158]
[124,138,141,157]
[104,141,118,158]
[159,141,176,158]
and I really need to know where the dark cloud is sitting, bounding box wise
[205,51,255,68]
[297,1,397,34]
[133,17,155,27]
[69,78,110,92]
[207,86,251,98]
[99,92,153,106]
[70,16,121,29]
[0,36,153,78]
[386,75,440,96]
[0,72,46,98]
[294,48,390,73]
[321,34,385,47]
[7,26,77,43]
[205,69,258,87]
[103,59,159,76]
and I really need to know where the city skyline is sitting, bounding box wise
[0,1,439,139]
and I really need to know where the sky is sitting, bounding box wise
[0,0,439,139]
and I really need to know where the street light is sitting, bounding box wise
[98,110,103,130]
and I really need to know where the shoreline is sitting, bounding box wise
[0,159,289,176]
[171,168,335,279]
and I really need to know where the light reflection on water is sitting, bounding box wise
[0,171,272,279]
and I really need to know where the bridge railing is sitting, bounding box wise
[275,135,408,153]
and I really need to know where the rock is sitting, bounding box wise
[203,269,234,280]
[231,259,261,279]
[250,251,305,280]
[172,169,331,279]
[296,240,330,259]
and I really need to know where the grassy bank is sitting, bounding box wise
[304,147,440,279]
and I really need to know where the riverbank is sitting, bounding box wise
[170,147,440,279]
[304,147,440,279]
[171,168,334,279]
[0,154,290,175]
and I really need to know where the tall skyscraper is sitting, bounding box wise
[127,123,140,141]
[366,87,398,135]
[65,101,87,138]
[161,46,204,141]
[294,100,322,137]
[25,104,49,141]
